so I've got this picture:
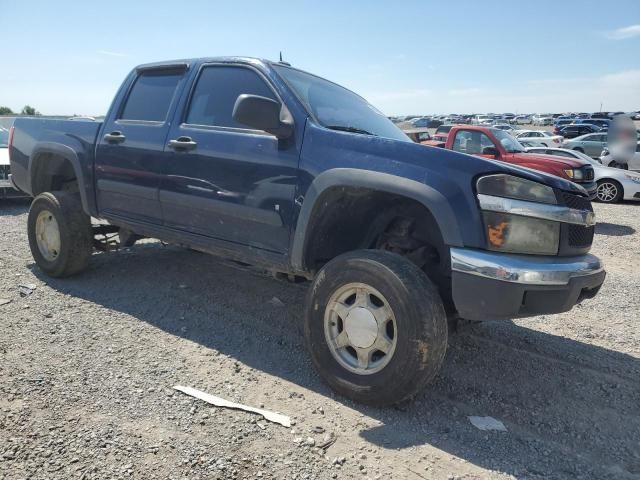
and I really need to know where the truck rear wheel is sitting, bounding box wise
[304,250,448,406]
[28,191,93,277]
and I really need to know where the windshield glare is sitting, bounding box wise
[493,129,525,153]
[274,65,409,142]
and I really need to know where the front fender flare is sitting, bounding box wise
[290,168,464,271]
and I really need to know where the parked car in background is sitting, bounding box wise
[600,142,640,171]
[562,133,608,158]
[411,117,442,128]
[410,117,431,127]
[0,127,10,194]
[513,115,531,125]
[575,118,611,130]
[1,126,27,198]
[532,115,553,126]
[515,130,563,146]
[426,125,596,197]
[432,124,455,142]
[402,128,432,144]
[553,119,574,133]
[525,147,640,203]
[558,124,602,139]
[471,114,491,125]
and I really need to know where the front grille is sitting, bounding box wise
[0,165,9,180]
[557,190,594,254]
[559,191,593,211]
[582,166,594,182]
[568,224,595,247]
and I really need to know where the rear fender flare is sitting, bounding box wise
[29,142,90,214]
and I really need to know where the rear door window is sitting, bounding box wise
[120,70,184,122]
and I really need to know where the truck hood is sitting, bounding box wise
[513,152,589,168]
[0,147,8,166]
[303,122,588,197]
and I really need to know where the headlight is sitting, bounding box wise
[483,211,560,255]
[476,174,557,204]
[476,174,594,256]
[625,173,640,184]
[563,168,584,180]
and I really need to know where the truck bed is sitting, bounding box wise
[9,117,102,196]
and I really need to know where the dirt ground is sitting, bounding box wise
[0,197,639,480]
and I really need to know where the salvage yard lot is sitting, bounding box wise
[0,200,638,479]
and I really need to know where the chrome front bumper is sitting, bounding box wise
[450,247,605,320]
[450,247,604,286]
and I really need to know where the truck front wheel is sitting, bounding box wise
[304,250,448,406]
[28,191,93,277]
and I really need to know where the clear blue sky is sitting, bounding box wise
[2,0,639,115]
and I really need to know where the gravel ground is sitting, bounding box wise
[0,198,638,480]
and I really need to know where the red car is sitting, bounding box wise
[431,126,597,198]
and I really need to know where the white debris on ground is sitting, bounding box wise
[468,416,508,432]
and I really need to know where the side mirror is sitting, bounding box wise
[481,146,498,157]
[232,94,293,139]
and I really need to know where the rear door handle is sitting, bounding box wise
[103,131,126,144]
[168,136,197,151]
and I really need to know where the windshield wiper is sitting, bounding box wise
[325,125,376,136]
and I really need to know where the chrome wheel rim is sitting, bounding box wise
[597,182,617,202]
[35,210,61,261]
[324,283,397,375]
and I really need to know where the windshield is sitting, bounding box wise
[273,65,409,142]
[572,150,599,164]
[0,128,8,148]
[493,129,525,153]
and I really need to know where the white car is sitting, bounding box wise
[471,114,491,125]
[600,142,640,171]
[515,130,563,147]
[1,127,14,196]
[532,115,553,126]
[513,115,531,125]
[526,147,640,203]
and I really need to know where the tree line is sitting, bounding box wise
[0,106,41,115]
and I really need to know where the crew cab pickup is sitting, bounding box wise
[8,57,605,406]
[429,125,597,198]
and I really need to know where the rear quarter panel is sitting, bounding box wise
[10,118,102,213]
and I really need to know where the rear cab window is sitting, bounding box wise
[119,69,184,122]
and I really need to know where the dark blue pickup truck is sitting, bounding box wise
[8,57,605,405]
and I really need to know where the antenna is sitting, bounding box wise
[278,51,291,66]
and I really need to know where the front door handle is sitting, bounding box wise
[103,131,126,144]
[168,136,197,151]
